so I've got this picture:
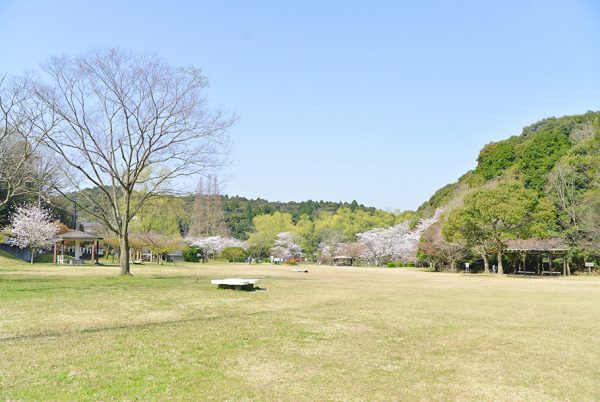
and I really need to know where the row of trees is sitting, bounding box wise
[243,207,413,260]
[187,209,440,265]
[180,208,439,266]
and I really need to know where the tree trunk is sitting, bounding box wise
[119,235,131,276]
[30,247,35,264]
[482,253,490,273]
[497,251,504,275]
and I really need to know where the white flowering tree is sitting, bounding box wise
[187,236,247,259]
[316,229,345,264]
[9,204,59,264]
[316,240,346,264]
[270,232,303,261]
[356,209,442,265]
[357,225,403,265]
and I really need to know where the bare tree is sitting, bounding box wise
[34,49,233,275]
[420,222,467,272]
[578,188,600,254]
[546,162,582,235]
[0,75,56,210]
[189,174,228,237]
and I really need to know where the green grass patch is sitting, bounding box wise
[0,249,23,263]
[1,262,600,400]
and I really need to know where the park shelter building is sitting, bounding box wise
[506,238,570,275]
[54,230,103,265]
[333,256,354,266]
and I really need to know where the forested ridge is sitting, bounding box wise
[221,196,386,239]
[418,111,600,272]
[418,111,600,216]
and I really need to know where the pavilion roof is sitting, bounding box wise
[58,230,103,241]
[506,238,569,252]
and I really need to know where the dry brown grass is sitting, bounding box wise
[1,260,599,400]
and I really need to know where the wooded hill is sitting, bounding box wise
[418,111,600,218]
[221,197,385,239]
[417,110,600,271]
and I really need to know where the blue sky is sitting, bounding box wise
[1,1,600,210]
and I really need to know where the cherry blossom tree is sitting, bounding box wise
[9,203,58,263]
[357,209,442,265]
[315,228,345,264]
[187,235,246,259]
[357,224,409,265]
[270,232,303,261]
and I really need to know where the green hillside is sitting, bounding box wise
[417,111,600,272]
[418,111,600,217]
[0,250,25,266]
[222,196,382,239]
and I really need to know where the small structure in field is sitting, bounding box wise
[54,230,103,265]
[292,268,308,273]
[506,238,570,275]
[211,278,261,291]
[333,256,353,266]
[167,249,184,263]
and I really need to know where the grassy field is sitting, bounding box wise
[1,255,600,401]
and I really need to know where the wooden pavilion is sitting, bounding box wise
[506,238,570,276]
[53,230,103,265]
[333,256,354,266]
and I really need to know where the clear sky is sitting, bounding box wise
[1,0,600,210]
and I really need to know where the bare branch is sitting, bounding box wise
[34,48,234,274]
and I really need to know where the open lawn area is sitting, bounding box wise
[1,257,600,400]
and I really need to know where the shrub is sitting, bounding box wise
[285,258,298,265]
[34,253,56,263]
[182,246,203,262]
[385,261,416,268]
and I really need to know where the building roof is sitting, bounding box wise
[58,230,103,241]
[506,238,569,252]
